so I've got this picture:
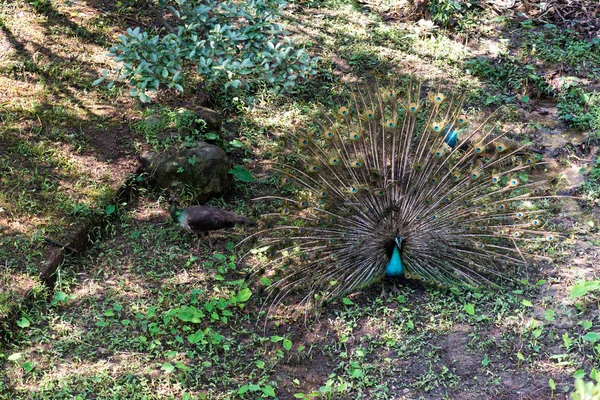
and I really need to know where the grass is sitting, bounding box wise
[0,0,138,317]
[1,0,600,398]
[519,26,600,79]
[557,83,600,133]
[3,208,588,398]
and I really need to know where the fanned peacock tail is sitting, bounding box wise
[241,81,567,311]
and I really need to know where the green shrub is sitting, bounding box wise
[428,0,482,30]
[96,0,318,102]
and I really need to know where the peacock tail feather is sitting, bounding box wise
[241,81,567,311]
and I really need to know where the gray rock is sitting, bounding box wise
[140,143,232,202]
[192,106,222,132]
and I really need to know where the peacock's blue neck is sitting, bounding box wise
[169,203,186,224]
[386,237,404,277]
[441,125,459,148]
[176,210,187,224]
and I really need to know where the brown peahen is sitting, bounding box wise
[169,197,254,251]
[241,81,568,310]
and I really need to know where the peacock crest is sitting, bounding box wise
[241,81,567,311]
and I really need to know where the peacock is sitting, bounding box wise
[169,197,254,251]
[240,81,569,311]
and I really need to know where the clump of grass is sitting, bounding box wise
[130,106,209,151]
[557,83,600,133]
[522,27,600,79]
[465,55,552,105]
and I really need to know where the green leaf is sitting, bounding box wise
[16,317,30,328]
[482,355,489,367]
[516,352,525,361]
[22,361,34,373]
[351,368,364,378]
[229,139,245,148]
[583,332,600,343]
[262,385,276,397]
[319,384,332,394]
[520,95,530,103]
[573,369,586,379]
[283,339,292,351]
[52,291,69,305]
[248,383,261,391]
[544,309,555,321]
[166,350,178,358]
[570,282,590,299]
[582,320,593,330]
[342,298,354,305]
[228,165,253,182]
[235,288,252,303]
[549,378,556,390]
[92,77,105,86]
[260,277,272,286]
[522,299,533,307]
[188,329,205,344]
[464,303,475,315]
[105,204,116,215]
[256,360,265,369]
[146,306,156,319]
[161,362,175,373]
[563,333,571,348]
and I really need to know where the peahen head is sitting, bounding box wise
[168,195,181,220]
[242,81,569,310]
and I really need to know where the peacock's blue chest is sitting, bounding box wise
[441,126,460,148]
[385,237,404,277]
[177,210,191,231]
